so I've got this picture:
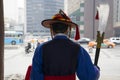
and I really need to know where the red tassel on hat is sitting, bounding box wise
[74,26,80,40]
[95,10,99,20]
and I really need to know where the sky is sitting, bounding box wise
[3,0,24,21]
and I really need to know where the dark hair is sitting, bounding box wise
[51,22,68,33]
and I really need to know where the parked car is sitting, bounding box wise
[88,39,116,48]
[77,38,91,44]
[109,37,120,44]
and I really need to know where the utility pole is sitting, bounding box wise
[93,0,96,40]
[0,0,4,80]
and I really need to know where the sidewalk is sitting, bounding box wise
[4,45,33,79]
[100,75,120,80]
[5,74,120,80]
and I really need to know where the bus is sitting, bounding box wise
[4,31,23,45]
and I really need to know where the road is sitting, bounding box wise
[81,44,120,80]
[4,44,120,80]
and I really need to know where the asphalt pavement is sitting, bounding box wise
[4,44,120,80]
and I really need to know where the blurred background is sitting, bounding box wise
[2,0,120,80]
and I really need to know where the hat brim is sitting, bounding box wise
[41,19,77,28]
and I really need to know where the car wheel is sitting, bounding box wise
[11,41,16,45]
[108,45,112,48]
[93,45,96,48]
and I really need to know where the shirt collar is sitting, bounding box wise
[53,33,68,39]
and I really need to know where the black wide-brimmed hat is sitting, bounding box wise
[41,9,77,28]
[41,9,80,40]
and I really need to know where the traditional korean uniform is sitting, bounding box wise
[29,9,100,80]
[30,35,100,80]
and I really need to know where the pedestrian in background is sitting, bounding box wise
[25,42,31,53]
[30,9,100,80]
[37,40,40,46]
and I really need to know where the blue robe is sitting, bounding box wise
[30,35,100,80]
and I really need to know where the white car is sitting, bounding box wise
[77,38,91,44]
[109,37,120,44]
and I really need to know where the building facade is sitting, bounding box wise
[66,0,84,38]
[114,0,120,25]
[84,0,114,39]
[25,0,64,35]
[66,0,114,40]
[113,0,120,37]
[66,0,80,15]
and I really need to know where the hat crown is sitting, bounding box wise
[52,10,71,22]
[41,9,77,28]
